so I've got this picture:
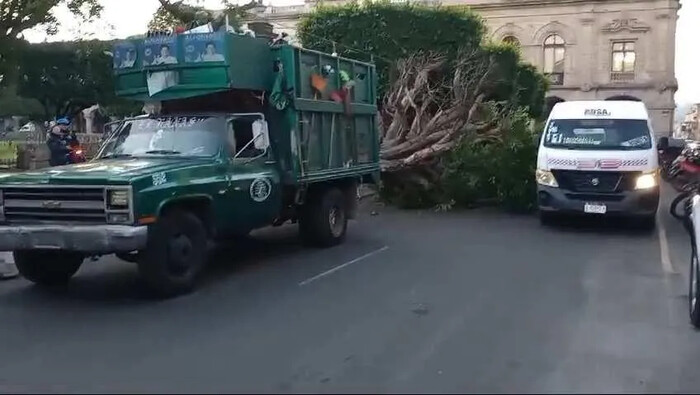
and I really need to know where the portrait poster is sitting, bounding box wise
[183,32,226,64]
[143,35,179,67]
[113,41,138,70]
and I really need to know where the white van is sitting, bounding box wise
[536,100,659,228]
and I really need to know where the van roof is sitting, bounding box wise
[549,100,649,120]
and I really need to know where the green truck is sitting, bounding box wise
[0,32,380,296]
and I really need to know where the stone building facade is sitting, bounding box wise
[245,0,681,137]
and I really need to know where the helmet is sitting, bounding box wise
[56,117,70,126]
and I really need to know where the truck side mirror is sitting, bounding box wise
[252,119,270,151]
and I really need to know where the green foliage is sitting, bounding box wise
[481,42,549,118]
[15,40,141,119]
[298,2,547,117]
[0,0,102,40]
[148,0,255,31]
[0,91,44,118]
[381,110,539,212]
[442,110,538,212]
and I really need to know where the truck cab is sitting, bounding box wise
[0,31,379,296]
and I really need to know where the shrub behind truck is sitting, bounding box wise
[0,32,380,296]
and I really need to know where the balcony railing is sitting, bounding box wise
[610,72,635,82]
[545,72,564,86]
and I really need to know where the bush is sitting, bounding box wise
[442,110,538,212]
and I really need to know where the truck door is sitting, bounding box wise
[222,116,282,234]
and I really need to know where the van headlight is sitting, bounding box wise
[635,172,658,190]
[536,169,559,187]
[108,189,130,208]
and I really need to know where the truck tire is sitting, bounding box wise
[138,209,208,297]
[14,250,83,286]
[299,187,347,247]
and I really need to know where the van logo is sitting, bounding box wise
[584,109,611,116]
[590,177,600,186]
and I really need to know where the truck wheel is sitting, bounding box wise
[138,210,208,297]
[13,251,83,286]
[299,188,347,247]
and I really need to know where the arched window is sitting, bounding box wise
[543,34,565,84]
[502,35,520,47]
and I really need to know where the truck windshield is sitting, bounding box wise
[543,119,652,150]
[100,116,224,158]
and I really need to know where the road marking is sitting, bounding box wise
[299,246,389,286]
[658,217,677,274]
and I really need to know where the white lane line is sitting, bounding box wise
[658,217,677,274]
[299,246,389,286]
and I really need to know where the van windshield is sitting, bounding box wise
[543,119,652,150]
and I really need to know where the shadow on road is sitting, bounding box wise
[0,224,309,305]
[541,215,657,237]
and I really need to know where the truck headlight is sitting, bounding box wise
[635,172,658,190]
[536,169,559,187]
[108,189,130,208]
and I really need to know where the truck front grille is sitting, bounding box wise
[2,187,107,223]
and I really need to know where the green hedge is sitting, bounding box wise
[443,110,538,212]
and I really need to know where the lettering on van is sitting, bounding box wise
[584,109,611,117]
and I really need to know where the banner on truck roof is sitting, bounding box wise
[113,41,139,70]
[143,35,179,67]
[183,32,226,64]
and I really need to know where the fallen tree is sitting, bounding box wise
[379,49,501,173]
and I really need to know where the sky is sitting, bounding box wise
[22,0,700,105]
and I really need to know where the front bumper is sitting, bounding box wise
[537,185,660,217]
[0,224,148,253]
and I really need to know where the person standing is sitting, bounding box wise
[47,117,72,167]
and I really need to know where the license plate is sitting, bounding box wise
[584,203,607,214]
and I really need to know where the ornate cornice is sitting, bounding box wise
[601,18,651,33]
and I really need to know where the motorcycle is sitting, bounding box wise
[666,142,700,192]
[670,151,700,328]
[67,140,86,164]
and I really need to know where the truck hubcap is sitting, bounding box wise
[329,206,345,238]
[168,234,193,273]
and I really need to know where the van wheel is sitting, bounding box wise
[138,210,207,297]
[299,188,348,247]
[14,250,83,286]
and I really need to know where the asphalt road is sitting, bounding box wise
[2,185,700,393]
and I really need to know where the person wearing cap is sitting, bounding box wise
[47,117,73,166]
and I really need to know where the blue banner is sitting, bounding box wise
[183,33,226,64]
[143,35,179,67]
[112,41,138,70]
